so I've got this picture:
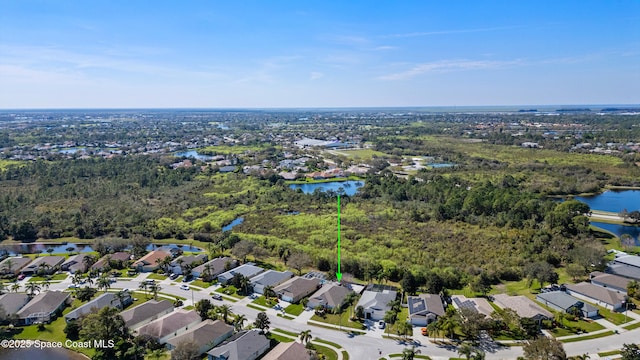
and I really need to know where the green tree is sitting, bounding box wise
[170,340,200,360]
[63,319,80,340]
[470,272,493,296]
[217,304,233,324]
[80,307,128,360]
[402,345,421,360]
[254,312,270,333]
[233,314,247,332]
[195,299,213,321]
[25,282,40,298]
[299,329,313,344]
[566,263,585,282]
[523,336,567,360]
[620,343,640,360]
[627,280,639,300]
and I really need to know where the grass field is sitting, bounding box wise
[284,303,304,316]
[328,148,391,159]
[560,330,615,342]
[311,311,366,331]
[146,273,167,281]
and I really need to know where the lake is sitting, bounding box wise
[575,190,640,213]
[289,180,364,196]
[574,190,640,246]
[428,163,456,168]
[222,217,244,232]
[591,221,640,246]
[0,243,202,256]
[174,150,214,161]
[0,347,86,360]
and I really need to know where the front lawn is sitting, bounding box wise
[29,273,68,282]
[254,296,278,308]
[190,279,213,288]
[548,317,605,337]
[311,311,366,331]
[596,306,633,325]
[215,285,245,299]
[284,303,304,316]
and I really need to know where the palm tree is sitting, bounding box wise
[147,348,165,360]
[37,262,50,276]
[82,255,97,270]
[115,291,128,309]
[85,275,94,288]
[97,275,111,292]
[202,263,213,282]
[2,259,13,275]
[458,343,474,360]
[217,304,233,324]
[0,282,6,295]
[149,283,161,300]
[299,329,312,345]
[402,346,421,360]
[41,275,51,290]
[11,282,20,293]
[73,272,83,286]
[233,314,247,331]
[139,282,148,297]
[25,282,41,298]
[157,256,172,274]
[238,275,250,296]
[263,285,276,300]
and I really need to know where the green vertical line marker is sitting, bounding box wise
[336,194,342,282]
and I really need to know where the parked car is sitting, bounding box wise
[273,304,282,311]
[182,275,192,282]
[169,273,179,280]
[212,294,223,301]
[67,284,77,289]
[17,274,26,280]
[378,320,385,329]
[180,284,190,290]
[421,327,428,336]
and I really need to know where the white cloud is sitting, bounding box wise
[309,72,324,80]
[378,59,522,80]
[381,26,521,39]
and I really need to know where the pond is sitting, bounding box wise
[428,163,456,168]
[591,221,640,246]
[289,180,364,196]
[0,347,86,360]
[222,217,244,232]
[174,150,214,161]
[57,147,86,154]
[573,190,640,245]
[0,243,202,256]
[575,190,640,213]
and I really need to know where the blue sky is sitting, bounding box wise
[1,1,638,108]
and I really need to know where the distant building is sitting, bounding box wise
[169,254,208,275]
[492,294,553,323]
[0,257,32,276]
[136,309,201,344]
[217,263,264,285]
[564,282,626,311]
[536,291,598,318]
[17,291,70,325]
[65,292,132,322]
[20,256,65,275]
[274,277,321,303]
[355,289,397,321]
[132,251,171,273]
[451,295,494,318]
[206,330,270,360]
[120,299,174,330]
[407,294,445,326]
[590,271,632,293]
[307,283,353,310]
[261,341,312,360]
[61,254,90,274]
[250,270,294,295]
[166,319,233,356]
[192,257,237,279]
[0,293,30,316]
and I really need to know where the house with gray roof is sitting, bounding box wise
[65,292,132,322]
[274,276,321,303]
[17,290,70,325]
[355,289,397,321]
[120,299,174,330]
[0,257,32,276]
[492,294,553,323]
[536,291,598,318]
[92,252,131,271]
[61,254,90,274]
[590,271,632,293]
[408,294,445,326]
[170,254,208,275]
[451,295,494,318]
[192,257,238,280]
[613,254,640,269]
[261,341,312,360]
[607,264,640,280]
[307,283,353,310]
[217,263,264,285]
[565,282,626,311]
[206,330,270,360]
[136,309,201,344]
[250,270,294,294]
[20,256,65,275]
[166,319,233,355]
[0,293,30,315]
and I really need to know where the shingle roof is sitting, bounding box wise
[137,309,201,339]
[192,257,237,276]
[356,290,397,312]
[218,263,264,282]
[536,291,598,313]
[608,264,640,280]
[451,295,494,317]
[614,255,640,268]
[274,277,321,299]
[119,299,173,328]
[250,270,294,287]
[22,256,65,271]
[492,294,553,319]
[166,319,232,349]
[0,293,30,314]
[171,254,207,267]
[17,291,69,318]
[565,282,626,306]
[65,292,124,320]
[407,294,445,317]
[0,257,32,273]
[261,341,311,360]
[206,330,270,360]
[133,251,171,267]
[590,271,632,291]
[308,283,352,309]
